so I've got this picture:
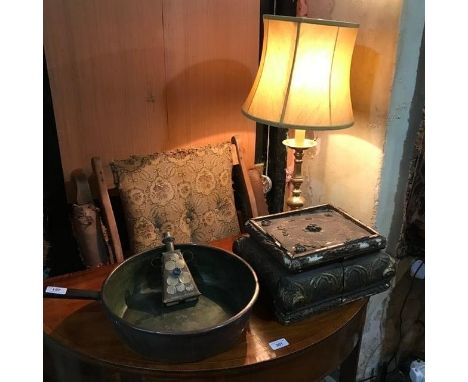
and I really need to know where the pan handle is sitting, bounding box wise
[44,286,101,300]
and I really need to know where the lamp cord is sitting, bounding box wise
[264,0,275,181]
[357,375,376,382]
[386,259,425,375]
[265,126,270,177]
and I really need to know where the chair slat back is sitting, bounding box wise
[91,136,264,262]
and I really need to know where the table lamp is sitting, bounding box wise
[242,15,359,210]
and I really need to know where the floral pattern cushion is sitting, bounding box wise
[110,142,240,254]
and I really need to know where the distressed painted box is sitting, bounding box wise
[244,204,387,272]
[234,205,395,324]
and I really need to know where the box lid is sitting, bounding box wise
[245,204,386,272]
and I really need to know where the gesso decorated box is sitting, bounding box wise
[234,204,395,324]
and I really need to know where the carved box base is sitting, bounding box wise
[233,236,395,325]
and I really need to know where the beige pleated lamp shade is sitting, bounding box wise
[242,15,359,130]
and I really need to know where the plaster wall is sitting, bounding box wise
[301,0,425,378]
[302,0,403,225]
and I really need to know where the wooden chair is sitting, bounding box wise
[91,136,268,264]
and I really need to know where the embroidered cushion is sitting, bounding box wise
[111,142,240,254]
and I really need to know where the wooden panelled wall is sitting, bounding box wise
[44,0,259,196]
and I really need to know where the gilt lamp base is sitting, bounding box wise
[282,138,317,210]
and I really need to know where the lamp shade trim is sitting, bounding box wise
[243,14,271,115]
[241,108,354,131]
[279,20,302,126]
[328,27,340,127]
[264,14,359,29]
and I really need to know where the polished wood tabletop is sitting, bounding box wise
[44,237,368,382]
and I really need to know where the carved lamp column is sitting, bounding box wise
[242,15,359,210]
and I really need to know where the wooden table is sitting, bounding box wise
[44,237,368,382]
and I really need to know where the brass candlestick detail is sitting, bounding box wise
[283,136,317,210]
